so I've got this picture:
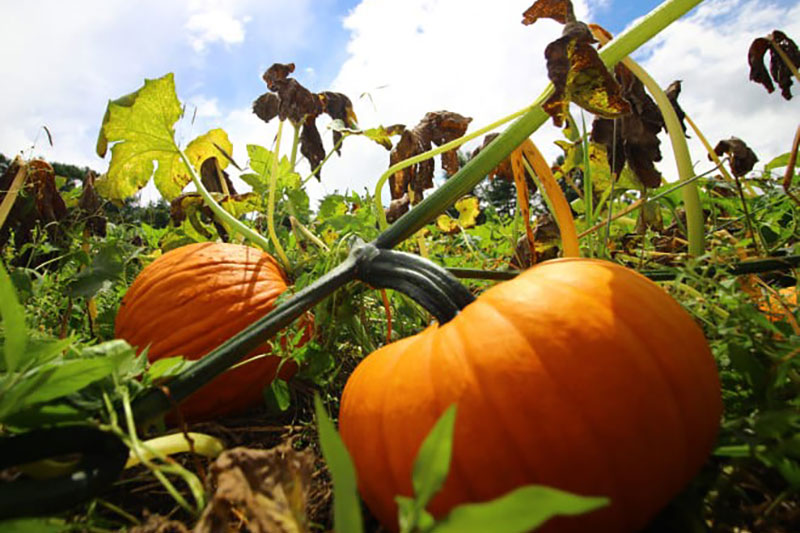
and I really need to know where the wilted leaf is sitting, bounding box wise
[664,80,688,134]
[436,214,459,235]
[454,196,480,228]
[200,157,237,195]
[78,170,107,237]
[27,160,67,223]
[749,30,800,100]
[300,118,325,180]
[184,129,233,176]
[95,73,184,200]
[522,0,576,26]
[713,137,759,177]
[319,91,359,153]
[195,443,315,533]
[386,193,411,223]
[539,20,631,127]
[389,111,472,205]
[591,63,664,188]
[253,64,360,179]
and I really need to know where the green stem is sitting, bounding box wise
[302,134,346,185]
[289,122,301,170]
[376,0,704,249]
[374,105,534,229]
[177,148,272,251]
[268,121,291,270]
[606,49,705,256]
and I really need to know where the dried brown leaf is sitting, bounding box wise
[320,91,359,154]
[200,157,237,195]
[664,80,688,134]
[194,444,314,533]
[522,0,576,26]
[78,170,107,237]
[388,111,471,205]
[713,137,759,177]
[749,30,800,100]
[542,22,631,127]
[300,118,325,180]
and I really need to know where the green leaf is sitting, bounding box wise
[765,152,790,171]
[397,496,434,533]
[0,352,130,422]
[430,485,609,533]
[146,355,189,382]
[69,243,126,298]
[314,394,364,533]
[0,262,27,373]
[412,404,457,511]
[263,378,291,412]
[95,73,184,200]
[246,144,298,193]
[96,88,142,158]
[0,517,68,533]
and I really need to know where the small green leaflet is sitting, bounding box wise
[0,262,26,373]
[244,144,300,193]
[429,485,608,533]
[314,394,364,533]
[95,73,235,201]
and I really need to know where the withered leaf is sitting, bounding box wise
[319,91,359,154]
[388,110,472,206]
[253,93,280,123]
[263,63,296,91]
[664,80,688,134]
[200,157,238,195]
[195,443,315,533]
[522,0,576,26]
[300,118,325,181]
[541,21,631,127]
[713,137,759,177]
[253,64,359,179]
[28,159,68,223]
[78,170,107,237]
[386,193,410,223]
[591,63,664,188]
[130,513,189,533]
[748,30,800,100]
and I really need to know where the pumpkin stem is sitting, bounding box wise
[356,247,475,324]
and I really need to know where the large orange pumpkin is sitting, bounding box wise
[339,258,722,532]
[115,242,301,421]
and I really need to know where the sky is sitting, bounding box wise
[1,0,799,207]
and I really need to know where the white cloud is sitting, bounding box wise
[186,10,249,52]
[306,0,800,208]
[0,0,314,175]
[633,0,800,180]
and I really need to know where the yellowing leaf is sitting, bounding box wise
[455,196,480,228]
[186,129,233,173]
[96,73,184,201]
[436,214,458,235]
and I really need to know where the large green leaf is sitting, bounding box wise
[95,73,184,200]
[0,262,26,373]
[244,144,300,193]
[314,395,364,533]
[430,485,608,533]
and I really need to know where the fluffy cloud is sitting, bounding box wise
[186,10,250,53]
[634,0,800,179]
[309,0,799,207]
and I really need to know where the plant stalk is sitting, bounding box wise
[376,0,705,249]
[268,121,291,269]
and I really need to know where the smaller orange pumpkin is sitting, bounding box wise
[115,242,309,421]
[757,286,798,323]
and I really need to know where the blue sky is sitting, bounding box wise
[1,0,798,205]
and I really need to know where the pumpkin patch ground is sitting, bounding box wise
[2,0,800,531]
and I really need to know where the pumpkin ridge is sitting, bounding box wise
[123,263,285,309]
[448,302,546,491]
[119,288,286,355]
[481,281,629,529]
[616,310,693,481]
[428,321,483,505]
[380,334,427,505]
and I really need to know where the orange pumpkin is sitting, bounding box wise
[116,242,302,421]
[339,258,722,533]
[757,286,798,323]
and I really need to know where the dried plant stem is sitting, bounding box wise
[783,124,800,208]
[0,157,27,231]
